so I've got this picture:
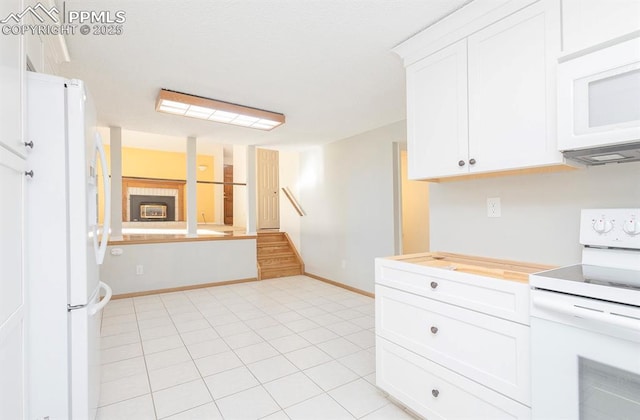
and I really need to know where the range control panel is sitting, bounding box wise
[580,208,640,249]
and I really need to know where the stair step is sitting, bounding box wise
[256,231,303,280]
[257,251,296,259]
[258,242,289,251]
[258,239,287,243]
[260,265,303,279]
[257,234,287,243]
[259,257,300,267]
[257,246,292,255]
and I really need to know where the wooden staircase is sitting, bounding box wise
[257,232,304,280]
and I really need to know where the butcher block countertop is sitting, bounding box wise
[384,252,556,283]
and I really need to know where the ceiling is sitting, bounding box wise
[59,0,471,151]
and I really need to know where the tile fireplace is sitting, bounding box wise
[129,194,176,222]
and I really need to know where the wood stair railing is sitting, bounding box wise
[257,232,304,280]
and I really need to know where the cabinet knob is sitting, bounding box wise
[430,326,438,334]
[432,389,440,398]
[430,281,438,289]
[24,141,34,149]
[25,170,34,178]
[458,160,465,167]
[469,158,476,165]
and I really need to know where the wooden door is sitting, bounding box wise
[257,148,279,230]
[224,165,233,225]
[0,146,27,420]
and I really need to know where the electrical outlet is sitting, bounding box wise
[136,264,144,275]
[487,197,501,218]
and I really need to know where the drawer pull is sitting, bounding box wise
[430,326,438,334]
[432,389,440,398]
[430,281,438,289]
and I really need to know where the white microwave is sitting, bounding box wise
[558,34,640,153]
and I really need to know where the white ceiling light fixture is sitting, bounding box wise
[155,89,285,131]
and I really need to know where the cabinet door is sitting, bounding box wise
[0,0,25,157]
[0,146,26,420]
[406,39,468,180]
[562,0,640,53]
[376,285,531,404]
[377,338,531,420]
[467,0,561,173]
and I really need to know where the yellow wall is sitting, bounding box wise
[401,150,430,253]
[99,146,215,223]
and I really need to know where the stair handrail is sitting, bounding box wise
[282,186,306,216]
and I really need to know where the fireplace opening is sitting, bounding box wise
[140,203,167,220]
[130,195,176,222]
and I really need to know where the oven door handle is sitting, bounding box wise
[533,296,640,332]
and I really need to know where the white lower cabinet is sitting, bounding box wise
[377,338,530,420]
[375,258,531,419]
[376,285,530,404]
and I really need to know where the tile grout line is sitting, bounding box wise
[192,286,287,419]
[99,276,383,420]
[135,296,159,420]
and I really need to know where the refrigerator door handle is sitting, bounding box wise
[89,281,113,316]
[93,132,111,265]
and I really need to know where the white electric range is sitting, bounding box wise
[529,208,640,420]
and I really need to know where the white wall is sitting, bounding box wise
[101,239,257,295]
[299,121,405,293]
[279,150,302,252]
[429,162,640,266]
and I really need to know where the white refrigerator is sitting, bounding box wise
[26,72,112,420]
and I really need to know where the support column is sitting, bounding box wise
[212,144,224,224]
[246,145,257,234]
[109,127,123,241]
[186,136,197,237]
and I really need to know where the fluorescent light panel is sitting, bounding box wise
[155,89,285,131]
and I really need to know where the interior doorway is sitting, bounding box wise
[257,148,280,230]
[224,165,234,225]
[400,150,430,253]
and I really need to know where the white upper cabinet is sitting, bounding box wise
[397,0,569,181]
[562,0,640,54]
[467,0,562,173]
[0,0,25,157]
[407,40,468,179]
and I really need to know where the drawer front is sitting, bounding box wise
[376,259,530,324]
[376,337,531,420]
[376,285,530,404]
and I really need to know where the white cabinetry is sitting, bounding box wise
[0,1,27,418]
[467,0,561,174]
[0,0,26,157]
[375,257,531,419]
[400,0,566,180]
[562,0,640,54]
[0,147,27,420]
[407,40,468,179]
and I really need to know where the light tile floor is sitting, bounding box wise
[98,275,416,420]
